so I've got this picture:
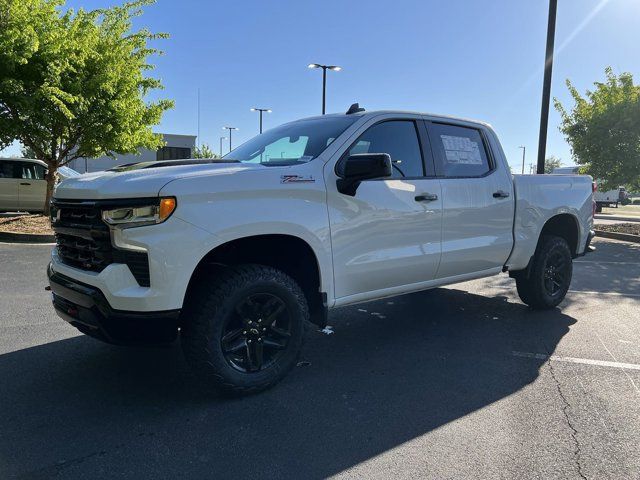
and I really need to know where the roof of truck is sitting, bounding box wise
[296,109,493,129]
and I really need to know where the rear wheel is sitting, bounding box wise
[181,264,308,395]
[515,235,573,310]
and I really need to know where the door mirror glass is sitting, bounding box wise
[336,153,392,196]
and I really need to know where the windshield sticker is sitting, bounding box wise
[281,174,315,184]
[440,135,483,165]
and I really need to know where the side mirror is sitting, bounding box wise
[336,153,392,196]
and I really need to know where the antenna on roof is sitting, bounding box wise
[346,103,365,114]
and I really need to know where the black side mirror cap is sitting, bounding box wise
[336,153,392,196]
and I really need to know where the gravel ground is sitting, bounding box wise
[596,222,640,236]
[0,214,52,234]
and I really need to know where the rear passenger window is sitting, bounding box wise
[348,120,424,178]
[429,124,491,178]
[0,161,18,178]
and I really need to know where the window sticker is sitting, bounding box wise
[440,135,483,165]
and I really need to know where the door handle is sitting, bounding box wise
[20,182,31,186]
[415,193,438,202]
[492,190,510,198]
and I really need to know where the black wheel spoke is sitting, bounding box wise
[262,337,286,350]
[223,336,246,354]
[246,340,264,371]
[270,325,291,340]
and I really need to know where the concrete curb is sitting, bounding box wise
[595,230,640,244]
[0,231,55,244]
[594,215,640,223]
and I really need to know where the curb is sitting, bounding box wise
[594,215,640,223]
[0,231,55,244]
[594,230,640,244]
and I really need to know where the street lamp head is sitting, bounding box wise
[250,108,257,112]
[223,126,238,131]
[308,63,320,69]
[328,65,342,71]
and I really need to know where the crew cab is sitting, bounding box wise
[47,106,595,394]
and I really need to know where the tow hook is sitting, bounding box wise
[45,285,51,291]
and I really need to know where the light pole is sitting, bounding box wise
[518,146,526,174]
[219,136,226,157]
[308,63,341,114]
[251,108,271,134]
[537,0,558,174]
[223,126,238,153]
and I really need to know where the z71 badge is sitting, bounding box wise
[280,175,315,184]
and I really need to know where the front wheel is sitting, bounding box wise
[181,264,308,395]
[515,235,573,310]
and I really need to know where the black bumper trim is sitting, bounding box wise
[47,264,180,345]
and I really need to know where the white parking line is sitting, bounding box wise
[574,260,640,265]
[512,351,640,371]
[568,290,640,298]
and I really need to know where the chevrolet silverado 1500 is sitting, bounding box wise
[48,106,595,394]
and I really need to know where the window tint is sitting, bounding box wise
[0,161,18,179]
[348,121,424,178]
[429,124,491,177]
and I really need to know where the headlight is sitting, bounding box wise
[102,197,176,228]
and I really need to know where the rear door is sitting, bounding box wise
[0,161,20,211]
[425,122,514,279]
[17,162,47,212]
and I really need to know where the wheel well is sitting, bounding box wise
[183,234,326,326]
[540,214,580,256]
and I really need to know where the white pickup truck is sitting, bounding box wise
[48,106,595,394]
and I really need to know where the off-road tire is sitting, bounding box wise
[516,235,573,310]
[181,264,308,395]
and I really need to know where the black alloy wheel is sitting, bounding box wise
[221,293,292,373]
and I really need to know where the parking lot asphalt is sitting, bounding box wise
[0,238,638,480]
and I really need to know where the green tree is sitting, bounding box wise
[544,155,562,174]
[20,145,37,159]
[0,0,173,213]
[554,67,640,191]
[193,143,217,159]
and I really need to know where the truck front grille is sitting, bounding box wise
[51,199,151,287]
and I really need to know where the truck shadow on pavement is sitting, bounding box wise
[0,288,575,479]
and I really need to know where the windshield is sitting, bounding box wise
[223,116,358,165]
[58,166,80,177]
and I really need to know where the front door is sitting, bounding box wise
[326,118,442,302]
[425,122,514,279]
[0,161,19,211]
[17,162,47,212]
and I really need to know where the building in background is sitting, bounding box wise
[67,133,196,173]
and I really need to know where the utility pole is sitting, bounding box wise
[308,63,342,114]
[223,126,238,152]
[518,146,526,174]
[537,0,558,174]
[219,136,226,157]
[251,108,271,134]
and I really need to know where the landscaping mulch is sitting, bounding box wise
[595,223,640,236]
[0,215,53,235]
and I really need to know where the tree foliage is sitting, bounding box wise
[544,155,562,174]
[193,143,217,159]
[554,68,640,190]
[0,0,173,212]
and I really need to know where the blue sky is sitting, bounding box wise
[3,0,639,172]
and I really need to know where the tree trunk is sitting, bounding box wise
[43,167,57,216]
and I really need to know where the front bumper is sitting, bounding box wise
[48,264,180,345]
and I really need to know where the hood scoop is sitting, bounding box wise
[108,158,240,172]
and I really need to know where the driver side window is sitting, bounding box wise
[348,120,424,178]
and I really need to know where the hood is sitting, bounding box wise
[54,161,260,200]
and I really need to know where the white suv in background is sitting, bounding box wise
[0,158,79,213]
